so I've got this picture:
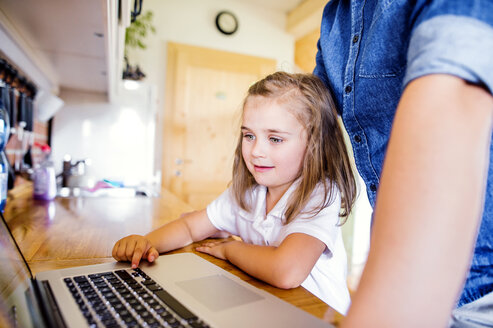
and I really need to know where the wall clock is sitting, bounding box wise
[215,11,239,35]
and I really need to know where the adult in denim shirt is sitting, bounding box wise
[314,1,493,327]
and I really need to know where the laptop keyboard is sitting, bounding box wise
[63,268,210,328]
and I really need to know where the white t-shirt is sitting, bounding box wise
[206,181,351,315]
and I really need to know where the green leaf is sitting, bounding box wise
[124,10,156,52]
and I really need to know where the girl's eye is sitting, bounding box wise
[243,134,255,141]
[270,137,283,144]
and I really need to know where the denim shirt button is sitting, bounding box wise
[354,135,362,143]
[352,35,359,44]
[345,85,352,93]
[370,183,377,192]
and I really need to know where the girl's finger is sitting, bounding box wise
[196,246,211,253]
[147,247,159,262]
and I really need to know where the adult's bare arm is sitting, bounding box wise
[342,74,493,328]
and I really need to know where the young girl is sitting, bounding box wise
[112,72,357,315]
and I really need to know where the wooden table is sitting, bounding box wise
[4,184,342,326]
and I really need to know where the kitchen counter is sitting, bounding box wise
[4,182,342,325]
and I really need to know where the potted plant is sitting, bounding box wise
[123,10,156,80]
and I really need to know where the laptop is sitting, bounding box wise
[0,212,334,328]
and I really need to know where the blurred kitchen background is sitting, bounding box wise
[0,0,371,289]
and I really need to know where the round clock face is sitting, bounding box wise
[215,11,238,35]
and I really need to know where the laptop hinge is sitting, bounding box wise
[32,279,68,328]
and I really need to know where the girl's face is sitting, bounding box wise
[241,96,308,197]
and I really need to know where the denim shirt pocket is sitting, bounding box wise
[358,2,409,78]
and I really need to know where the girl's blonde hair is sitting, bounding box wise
[231,71,357,224]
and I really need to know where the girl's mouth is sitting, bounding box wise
[254,165,273,172]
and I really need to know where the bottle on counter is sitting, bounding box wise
[33,143,57,201]
[0,96,10,211]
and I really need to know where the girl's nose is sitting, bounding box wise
[251,140,266,158]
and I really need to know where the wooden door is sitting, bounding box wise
[162,42,276,209]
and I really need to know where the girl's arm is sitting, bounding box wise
[113,209,220,268]
[342,75,493,328]
[196,232,326,289]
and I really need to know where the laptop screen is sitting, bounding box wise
[0,214,36,327]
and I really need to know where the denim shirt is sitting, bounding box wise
[314,0,493,307]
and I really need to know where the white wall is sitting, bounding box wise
[52,84,158,187]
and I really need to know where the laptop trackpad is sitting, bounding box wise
[176,274,264,312]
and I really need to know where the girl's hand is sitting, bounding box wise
[196,240,236,260]
[112,234,159,269]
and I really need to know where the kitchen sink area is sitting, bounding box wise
[57,187,153,198]
[55,155,160,198]
[57,184,159,198]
